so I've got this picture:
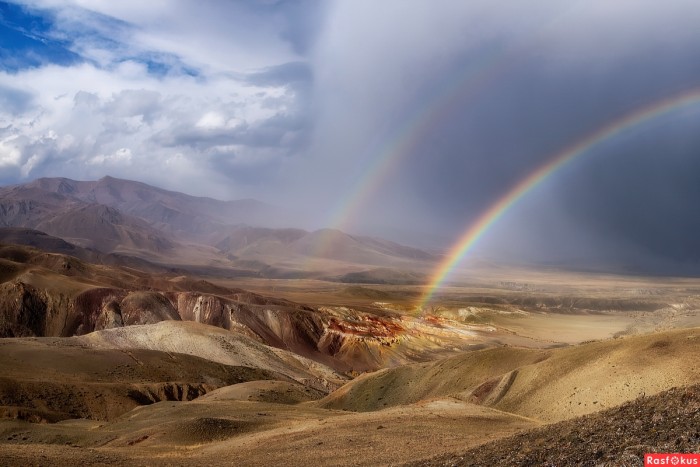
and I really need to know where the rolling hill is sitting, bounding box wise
[317,327,700,423]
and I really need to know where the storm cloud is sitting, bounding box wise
[299,0,700,273]
[2,0,700,272]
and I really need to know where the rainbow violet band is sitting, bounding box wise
[419,88,700,308]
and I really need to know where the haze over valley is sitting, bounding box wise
[1,1,700,465]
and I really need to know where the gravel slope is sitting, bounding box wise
[413,384,700,467]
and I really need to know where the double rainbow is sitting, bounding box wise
[308,24,557,261]
[308,7,585,264]
[419,88,700,308]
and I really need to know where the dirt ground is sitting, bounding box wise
[1,264,700,466]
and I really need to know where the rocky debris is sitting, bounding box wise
[414,384,700,467]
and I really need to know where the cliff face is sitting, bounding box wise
[0,281,73,337]
[0,278,416,372]
[0,242,462,374]
[0,284,166,337]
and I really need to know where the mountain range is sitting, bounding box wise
[0,176,436,279]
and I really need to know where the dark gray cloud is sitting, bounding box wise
[3,0,700,274]
[399,21,700,270]
[268,0,326,55]
[286,0,700,273]
[553,114,700,266]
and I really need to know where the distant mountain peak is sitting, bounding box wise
[0,176,435,269]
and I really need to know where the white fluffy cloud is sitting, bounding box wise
[0,61,299,198]
[0,1,313,200]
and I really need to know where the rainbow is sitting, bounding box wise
[304,51,517,265]
[309,6,584,262]
[419,88,700,308]
[328,48,515,235]
[308,28,550,262]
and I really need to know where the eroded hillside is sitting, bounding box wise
[0,241,499,373]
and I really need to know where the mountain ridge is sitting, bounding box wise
[0,176,436,272]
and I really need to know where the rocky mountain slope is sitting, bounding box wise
[0,176,435,272]
[12,176,284,239]
[0,185,174,255]
[415,384,700,466]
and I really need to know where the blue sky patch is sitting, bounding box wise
[0,1,198,77]
[0,1,81,71]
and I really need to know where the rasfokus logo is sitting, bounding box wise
[645,453,700,466]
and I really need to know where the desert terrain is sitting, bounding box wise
[0,177,699,466]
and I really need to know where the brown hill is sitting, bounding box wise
[214,226,436,267]
[79,320,345,392]
[197,380,326,404]
[1,177,436,271]
[0,183,176,256]
[16,176,285,240]
[288,228,434,264]
[484,327,700,422]
[334,267,427,285]
[317,347,549,412]
[212,227,437,278]
[415,383,700,466]
[33,203,174,254]
[0,228,175,273]
[0,242,346,369]
[1,361,697,466]
[0,387,539,466]
[0,241,192,337]
[215,226,307,257]
[0,228,101,262]
[318,327,700,423]
[0,336,286,422]
[0,241,490,373]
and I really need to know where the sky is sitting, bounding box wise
[1,0,700,273]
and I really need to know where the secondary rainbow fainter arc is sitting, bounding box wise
[304,8,583,267]
[303,49,515,268]
[418,88,700,309]
[304,21,564,266]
